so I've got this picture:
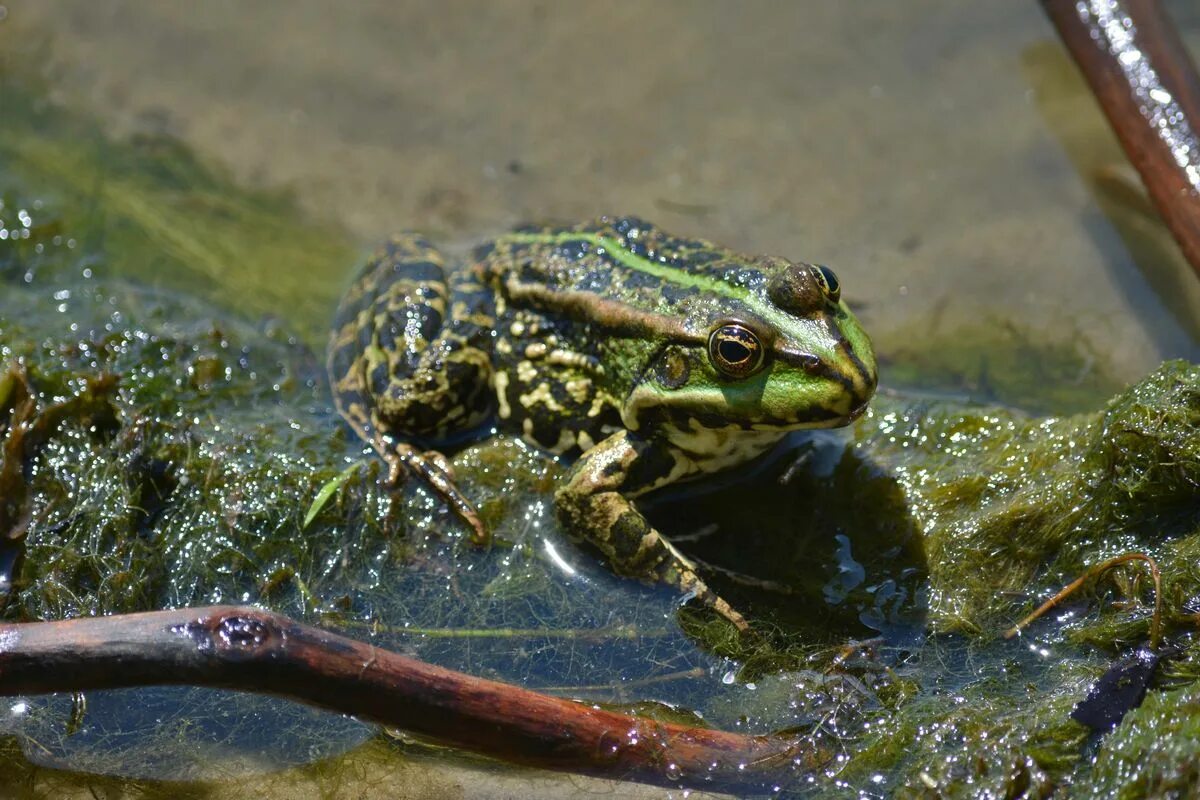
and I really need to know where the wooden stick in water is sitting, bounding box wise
[0,605,823,791]
[1040,0,1200,279]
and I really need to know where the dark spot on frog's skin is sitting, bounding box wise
[471,242,496,261]
[376,322,400,354]
[368,361,390,395]
[529,414,565,450]
[654,348,691,390]
[413,305,445,341]
[623,269,660,290]
[716,265,766,289]
[610,511,649,562]
[626,240,650,259]
[552,379,584,410]
[626,433,675,472]
[612,217,650,238]
[660,284,699,305]
[577,269,612,293]
[507,159,523,174]
[388,259,443,283]
[659,253,688,270]
[334,385,367,418]
[444,359,483,389]
[558,239,592,261]
[401,399,452,434]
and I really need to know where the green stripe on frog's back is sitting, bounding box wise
[491,218,823,338]
[502,233,755,302]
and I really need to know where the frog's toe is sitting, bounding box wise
[381,445,490,547]
[705,592,751,633]
[423,449,456,480]
[674,568,751,633]
[384,454,406,488]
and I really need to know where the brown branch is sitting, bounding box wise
[1003,552,1162,648]
[1040,0,1200,279]
[0,606,824,791]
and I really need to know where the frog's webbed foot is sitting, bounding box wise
[556,431,751,633]
[381,442,489,546]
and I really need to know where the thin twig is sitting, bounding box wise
[328,616,660,640]
[1003,553,1162,648]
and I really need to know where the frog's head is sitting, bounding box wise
[624,259,876,436]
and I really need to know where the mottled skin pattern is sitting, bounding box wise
[329,217,877,631]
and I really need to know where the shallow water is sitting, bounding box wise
[7,1,1200,384]
[2,2,1200,797]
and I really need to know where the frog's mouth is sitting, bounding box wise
[792,407,864,429]
[848,396,872,422]
[747,399,869,431]
[802,391,872,429]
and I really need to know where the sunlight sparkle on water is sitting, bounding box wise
[542,539,577,576]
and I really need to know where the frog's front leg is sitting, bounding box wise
[555,431,750,632]
[377,436,488,546]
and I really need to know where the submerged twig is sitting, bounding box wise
[536,667,708,695]
[1040,0,1200,280]
[0,606,824,790]
[331,618,658,640]
[1004,553,1162,649]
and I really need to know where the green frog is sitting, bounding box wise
[328,217,876,631]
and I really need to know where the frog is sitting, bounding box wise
[327,216,876,631]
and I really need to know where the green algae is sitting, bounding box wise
[1079,679,1200,797]
[859,360,1200,644]
[0,53,356,347]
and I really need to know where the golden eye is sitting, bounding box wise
[811,265,841,304]
[707,323,765,379]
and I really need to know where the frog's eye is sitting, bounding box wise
[707,323,765,379]
[811,265,841,304]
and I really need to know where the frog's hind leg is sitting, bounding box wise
[328,234,496,544]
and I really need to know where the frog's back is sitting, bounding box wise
[476,217,776,328]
